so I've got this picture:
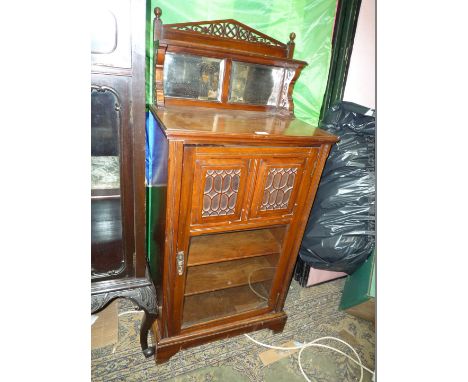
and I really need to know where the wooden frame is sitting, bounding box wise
[149,111,336,362]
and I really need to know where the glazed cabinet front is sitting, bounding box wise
[172,146,320,334]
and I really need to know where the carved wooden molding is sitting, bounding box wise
[279,69,296,111]
[91,260,126,280]
[91,282,157,314]
[168,20,286,48]
[153,45,167,107]
[91,280,158,358]
[91,85,122,112]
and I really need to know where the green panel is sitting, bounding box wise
[339,250,375,310]
[145,0,337,126]
[146,185,167,286]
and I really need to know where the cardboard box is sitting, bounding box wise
[91,300,119,349]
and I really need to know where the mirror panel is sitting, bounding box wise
[228,62,285,106]
[163,53,224,101]
[91,8,117,54]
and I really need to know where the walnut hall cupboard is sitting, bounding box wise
[146,7,339,363]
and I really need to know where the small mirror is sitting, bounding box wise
[163,53,223,101]
[91,8,117,54]
[229,62,284,106]
[91,88,121,190]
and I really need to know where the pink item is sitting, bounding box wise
[306,268,347,286]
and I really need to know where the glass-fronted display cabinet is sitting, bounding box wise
[90,0,157,358]
[146,7,338,364]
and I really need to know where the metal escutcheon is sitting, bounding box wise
[176,251,185,275]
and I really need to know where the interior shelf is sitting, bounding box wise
[91,198,124,276]
[182,282,271,328]
[91,188,121,199]
[187,227,284,266]
[184,254,278,296]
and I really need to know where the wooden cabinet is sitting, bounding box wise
[91,0,157,358]
[148,107,338,363]
[147,8,339,363]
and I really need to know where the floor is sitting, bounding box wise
[91,278,375,381]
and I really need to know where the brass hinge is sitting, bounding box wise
[176,251,185,276]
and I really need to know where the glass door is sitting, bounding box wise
[181,226,286,328]
[91,87,125,280]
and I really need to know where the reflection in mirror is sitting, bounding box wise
[164,53,223,101]
[91,8,117,54]
[229,62,285,106]
[91,88,121,190]
[91,87,124,279]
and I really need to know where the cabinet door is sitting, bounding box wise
[91,0,146,286]
[91,75,134,281]
[171,146,319,334]
[190,157,250,225]
[187,147,314,227]
[179,226,288,331]
[249,156,309,220]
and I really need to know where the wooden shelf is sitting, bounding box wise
[187,228,283,266]
[182,282,271,328]
[91,188,121,199]
[184,254,277,296]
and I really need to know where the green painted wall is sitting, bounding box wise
[146,185,166,286]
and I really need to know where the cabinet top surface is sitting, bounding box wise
[150,105,338,145]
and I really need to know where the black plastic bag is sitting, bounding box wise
[298,101,375,274]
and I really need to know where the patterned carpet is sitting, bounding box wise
[91,278,375,381]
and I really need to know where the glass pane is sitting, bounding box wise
[91,198,124,276]
[229,62,285,106]
[182,227,286,328]
[91,8,117,54]
[91,87,124,279]
[163,53,223,101]
[91,89,121,189]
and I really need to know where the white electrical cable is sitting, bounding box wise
[247,267,276,301]
[118,310,144,316]
[244,333,375,382]
[245,267,374,379]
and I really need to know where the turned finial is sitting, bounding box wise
[287,32,296,59]
[154,7,162,20]
[154,7,163,42]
